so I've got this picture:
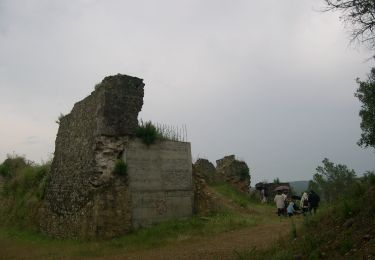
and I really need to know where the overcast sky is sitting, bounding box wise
[1,0,374,184]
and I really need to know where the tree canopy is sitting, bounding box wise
[355,68,375,148]
[309,158,357,202]
[324,1,375,150]
[324,0,375,48]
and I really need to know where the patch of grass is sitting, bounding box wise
[0,210,261,258]
[112,160,127,176]
[290,219,297,239]
[212,183,256,208]
[136,120,160,145]
[107,211,258,250]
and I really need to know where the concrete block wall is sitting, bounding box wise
[126,139,193,228]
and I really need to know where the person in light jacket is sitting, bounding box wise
[300,192,309,216]
[287,200,295,217]
[274,191,286,216]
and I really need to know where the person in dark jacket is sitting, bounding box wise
[308,190,320,214]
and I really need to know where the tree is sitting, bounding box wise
[310,158,357,202]
[323,0,375,48]
[324,1,375,149]
[355,68,375,148]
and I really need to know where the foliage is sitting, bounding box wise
[0,155,51,230]
[136,120,161,145]
[55,113,65,125]
[355,68,375,149]
[238,169,375,259]
[136,120,188,144]
[309,158,357,202]
[273,177,280,184]
[362,170,375,185]
[0,164,10,178]
[112,160,127,176]
[323,0,375,48]
[154,122,187,142]
[239,168,250,181]
[0,154,33,179]
[212,183,258,207]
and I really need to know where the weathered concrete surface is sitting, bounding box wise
[126,139,193,228]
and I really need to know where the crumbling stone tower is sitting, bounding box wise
[41,74,193,238]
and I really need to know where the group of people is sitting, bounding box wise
[274,190,320,217]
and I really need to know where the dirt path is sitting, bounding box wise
[0,217,298,259]
[95,218,295,260]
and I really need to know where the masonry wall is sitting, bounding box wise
[40,75,144,239]
[40,74,193,239]
[126,139,193,228]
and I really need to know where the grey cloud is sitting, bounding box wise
[0,0,374,184]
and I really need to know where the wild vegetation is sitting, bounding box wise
[112,159,127,176]
[136,120,187,145]
[0,154,50,231]
[0,160,280,258]
[237,165,375,259]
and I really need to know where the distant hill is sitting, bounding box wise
[289,180,310,195]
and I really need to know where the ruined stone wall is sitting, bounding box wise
[216,155,251,194]
[41,75,144,238]
[41,74,193,239]
[193,158,220,184]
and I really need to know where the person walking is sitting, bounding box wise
[300,192,309,216]
[308,190,320,214]
[274,191,286,216]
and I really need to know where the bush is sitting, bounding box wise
[0,156,51,230]
[1,155,28,177]
[239,168,250,180]
[113,160,127,176]
[2,164,49,198]
[136,121,160,145]
[0,164,10,178]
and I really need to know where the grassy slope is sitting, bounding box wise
[237,184,375,259]
[0,182,283,259]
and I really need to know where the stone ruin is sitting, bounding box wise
[41,74,193,239]
[193,155,251,215]
[216,155,250,194]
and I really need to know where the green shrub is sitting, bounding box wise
[2,164,49,198]
[0,157,50,230]
[136,121,160,145]
[363,171,375,186]
[113,160,127,176]
[239,168,250,180]
[0,164,10,178]
[2,155,28,175]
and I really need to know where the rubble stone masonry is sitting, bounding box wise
[40,74,193,239]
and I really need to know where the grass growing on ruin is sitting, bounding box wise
[212,182,259,208]
[112,160,127,176]
[136,120,161,145]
